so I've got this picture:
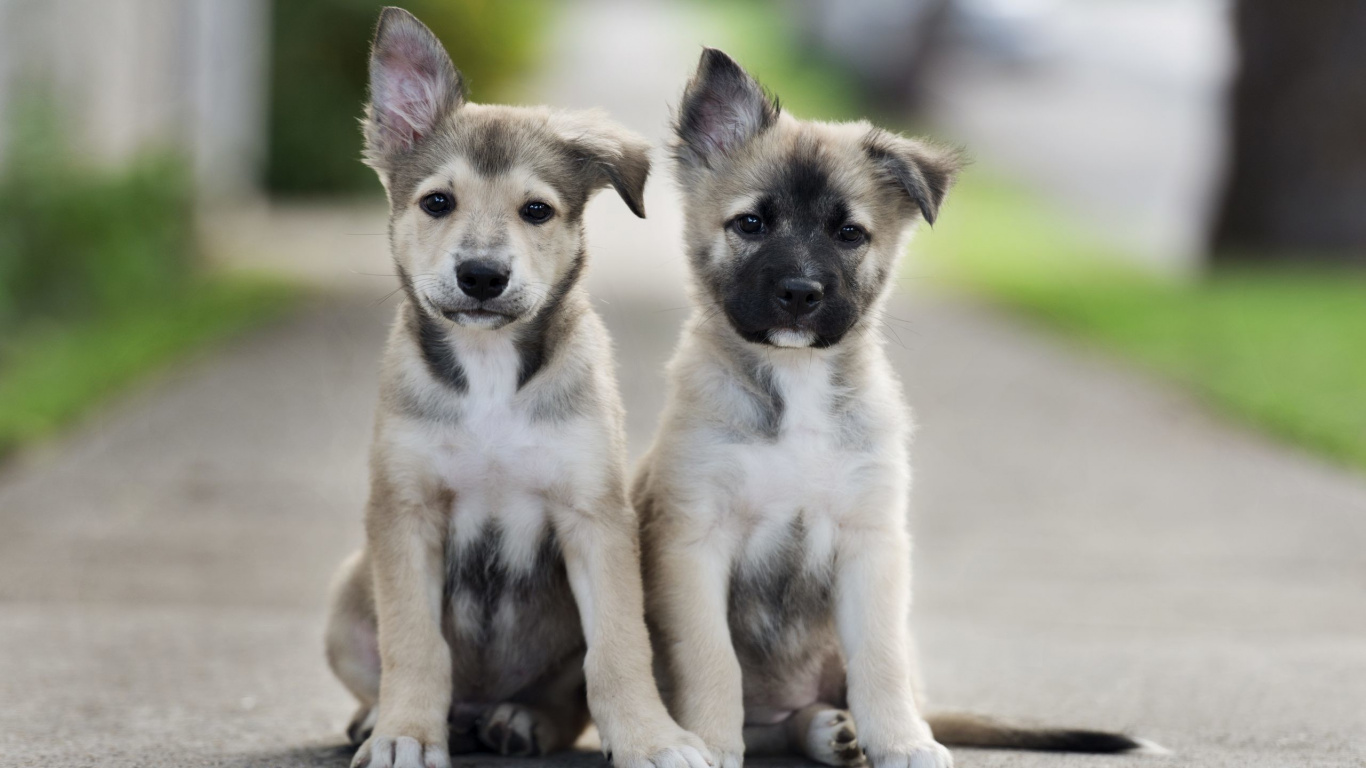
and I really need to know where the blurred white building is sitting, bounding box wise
[801,0,1236,272]
[0,0,270,198]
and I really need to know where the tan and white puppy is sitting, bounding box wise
[635,49,1155,768]
[325,10,711,768]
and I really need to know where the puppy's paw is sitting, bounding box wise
[704,746,742,768]
[477,702,552,757]
[611,725,716,768]
[351,733,450,768]
[866,740,952,768]
[805,709,865,767]
[346,705,379,746]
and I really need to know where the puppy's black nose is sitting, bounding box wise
[776,277,823,316]
[456,260,509,301]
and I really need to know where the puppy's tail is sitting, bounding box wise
[925,713,1168,755]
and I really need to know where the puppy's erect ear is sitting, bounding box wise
[553,111,653,218]
[863,130,963,226]
[673,48,779,167]
[363,7,463,167]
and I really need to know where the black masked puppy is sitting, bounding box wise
[325,10,710,768]
[634,49,1158,768]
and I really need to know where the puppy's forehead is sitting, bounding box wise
[722,121,878,224]
[389,104,579,203]
[416,156,561,207]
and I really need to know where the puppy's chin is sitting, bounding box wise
[766,328,817,348]
[442,309,515,330]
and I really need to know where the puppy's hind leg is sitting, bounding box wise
[788,705,865,767]
[477,660,590,756]
[477,704,566,757]
[325,550,382,745]
[741,705,864,766]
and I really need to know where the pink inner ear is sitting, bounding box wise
[688,81,767,158]
[694,96,743,155]
[375,41,448,146]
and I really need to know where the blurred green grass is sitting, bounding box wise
[0,98,300,458]
[0,276,298,457]
[705,0,1366,471]
[919,173,1366,470]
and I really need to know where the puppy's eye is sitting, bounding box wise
[837,224,866,244]
[420,192,453,217]
[521,201,554,224]
[733,214,764,235]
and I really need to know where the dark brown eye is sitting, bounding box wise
[521,201,554,224]
[734,214,763,235]
[837,224,866,244]
[420,192,453,217]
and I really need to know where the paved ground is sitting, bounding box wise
[4,287,1365,768]
[4,2,1365,766]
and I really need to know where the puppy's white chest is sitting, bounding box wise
[436,404,547,491]
[733,366,861,521]
[390,338,591,515]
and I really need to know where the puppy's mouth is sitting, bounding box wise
[765,327,818,348]
[441,308,515,328]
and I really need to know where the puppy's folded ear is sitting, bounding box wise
[863,130,964,226]
[673,48,779,168]
[553,112,653,218]
[588,126,652,219]
[363,7,463,169]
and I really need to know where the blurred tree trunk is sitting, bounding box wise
[1211,0,1366,263]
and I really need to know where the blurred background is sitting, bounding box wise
[0,1,1363,767]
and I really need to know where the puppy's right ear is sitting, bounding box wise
[363,7,463,169]
[673,48,779,168]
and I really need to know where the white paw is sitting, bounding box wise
[351,734,450,768]
[867,740,952,768]
[806,709,865,767]
[612,727,715,768]
[709,748,742,768]
[477,702,549,756]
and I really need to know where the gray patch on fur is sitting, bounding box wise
[444,522,573,639]
[515,250,587,390]
[528,370,592,424]
[728,514,835,666]
[744,358,785,441]
[827,351,873,452]
[399,269,468,394]
[443,521,584,701]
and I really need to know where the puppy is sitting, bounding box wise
[324,10,711,768]
[635,49,1156,768]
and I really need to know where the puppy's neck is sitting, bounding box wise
[406,284,588,401]
[445,322,524,402]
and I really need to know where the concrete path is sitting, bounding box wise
[4,2,1365,767]
[4,287,1365,767]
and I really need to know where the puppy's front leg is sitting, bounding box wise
[557,504,713,768]
[647,531,746,768]
[835,523,952,768]
[353,504,452,768]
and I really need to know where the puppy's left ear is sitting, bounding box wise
[555,112,653,218]
[863,131,964,225]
